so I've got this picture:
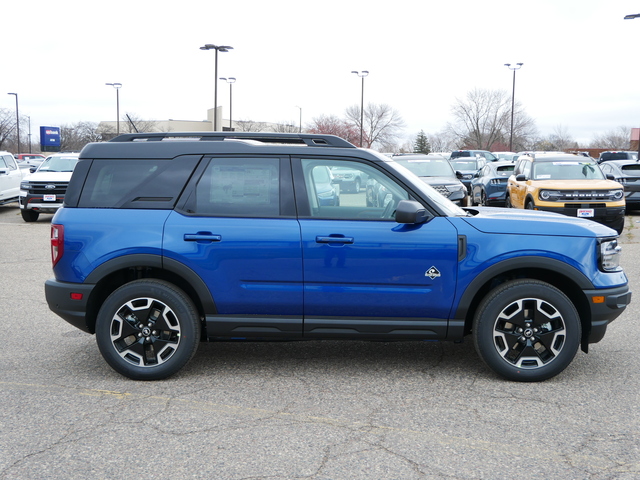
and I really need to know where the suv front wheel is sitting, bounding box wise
[21,209,39,222]
[473,279,581,382]
[95,279,201,380]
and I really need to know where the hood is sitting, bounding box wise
[23,171,73,182]
[460,206,617,236]
[418,176,461,186]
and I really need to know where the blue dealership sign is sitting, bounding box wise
[40,126,61,152]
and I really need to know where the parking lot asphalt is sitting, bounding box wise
[1,203,639,479]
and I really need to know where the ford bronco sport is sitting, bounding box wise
[45,133,631,381]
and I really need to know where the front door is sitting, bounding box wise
[295,158,459,339]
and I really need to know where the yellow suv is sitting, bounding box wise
[506,153,625,233]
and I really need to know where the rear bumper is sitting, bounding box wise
[45,278,95,333]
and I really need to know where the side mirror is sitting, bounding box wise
[395,200,432,224]
[455,170,464,179]
[606,173,615,181]
[516,174,527,181]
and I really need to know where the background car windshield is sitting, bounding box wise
[532,162,604,180]
[38,156,78,172]
[450,160,478,170]
[601,152,638,161]
[395,159,455,177]
[496,165,515,175]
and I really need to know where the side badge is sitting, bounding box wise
[425,266,441,280]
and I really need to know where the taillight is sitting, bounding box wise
[51,224,64,267]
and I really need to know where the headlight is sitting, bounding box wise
[446,184,466,193]
[539,189,561,201]
[610,189,624,200]
[20,182,30,190]
[599,239,622,272]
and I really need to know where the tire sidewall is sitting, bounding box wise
[473,280,581,382]
[96,279,200,380]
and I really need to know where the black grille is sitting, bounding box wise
[24,182,68,195]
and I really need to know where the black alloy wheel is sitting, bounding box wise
[95,279,201,380]
[473,279,581,382]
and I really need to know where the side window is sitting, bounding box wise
[300,158,410,220]
[522,161,532,179]
[600,164,612,175]
[3,155,17,170]
[0,156,7,169]
[194,157,280,217]
[79,156,200,209]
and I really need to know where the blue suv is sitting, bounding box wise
[45,133,631,381]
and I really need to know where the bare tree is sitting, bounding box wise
[428,129,458,153]
[271,122,299,133]
[60,122,102,151]
[0,108,17,151]
[589,126,632,150]
[307,114,360,145]
[235,119,269,132]
[447,88,536,151]
[549,124,578,151]
[121,113,158,134]
[345,103,405,150]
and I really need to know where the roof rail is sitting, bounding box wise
[108,132,356,148]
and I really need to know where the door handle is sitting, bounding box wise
[184,233,222,242]
[316,236,354,244]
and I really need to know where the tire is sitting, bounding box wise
[609,216,624,235]
[95,279,201,380]
[480,190,487,206]
[21,209,39,222]
[354,178,361,193]
[525,201,535,210]
[505,195,512,208]
[473,279,581,382]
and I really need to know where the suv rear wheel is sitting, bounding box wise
[473,279,581,382]
[95,279,201,380]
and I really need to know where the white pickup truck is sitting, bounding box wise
[0,151,25,205]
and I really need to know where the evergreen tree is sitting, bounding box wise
[413,130,430,154]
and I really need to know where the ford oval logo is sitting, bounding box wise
[45,184,56,190]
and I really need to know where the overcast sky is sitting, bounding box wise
[4,0,640,146]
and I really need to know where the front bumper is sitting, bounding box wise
[584,284,631,344]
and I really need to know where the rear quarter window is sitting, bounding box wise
[77,155,201,209]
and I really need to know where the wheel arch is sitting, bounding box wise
[83,254,215,334]
[453,256,593,348]
[524,194,536,208]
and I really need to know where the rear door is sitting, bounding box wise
[164,156,304,337]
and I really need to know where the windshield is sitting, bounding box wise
[532,162,604,180]
[394,158,455,177]
[37,155,79,173]
[601,152,638,161]
[386,161,467,216]
[450,160,479,170]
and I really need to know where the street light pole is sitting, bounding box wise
[27,116,32,153]
[504,63,523,152]
[220,77,236,130]
[296,106,302,133]
[624,14,640,158]
[351,70,369,147]
[200,44,233,132]
[7,93,20,153]
[105,83,122,135]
